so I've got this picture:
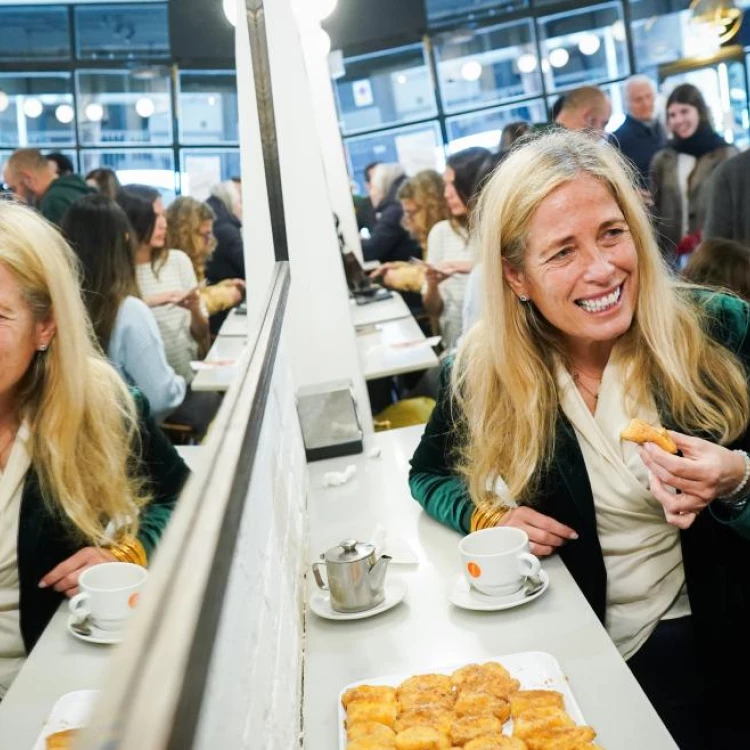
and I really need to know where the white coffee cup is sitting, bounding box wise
[459,527,541,597]
[69,562,148,632]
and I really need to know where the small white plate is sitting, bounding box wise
[309,578,407,621]
[32,690,98,750]
[448,569,550,612]
[67,616,124,645]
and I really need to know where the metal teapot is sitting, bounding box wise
[312,539,392,613]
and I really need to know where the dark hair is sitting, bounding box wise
[682,238,750,301]
[499,121,532,153]
[551,96,566,120]
[61,195,139,350]
[116,184,163,270]
[364,161,382,185]
[86,168,121,200]
[46,152,75,176]
[666,83,712,129]
[447,147,493,209]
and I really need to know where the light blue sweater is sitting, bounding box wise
[108,297,186,421]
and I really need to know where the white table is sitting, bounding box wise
[356,317,438,380]
[349,294,411,328]
[190,335,246,392]
[217,309,248,337]
[303,426,677,750]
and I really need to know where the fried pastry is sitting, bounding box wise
[620,418,677,454]
[348,721,398,744]
[454,691,511,722]
[343,685,398,709]
[452,663,512,690]
[513,709,574,739]
[464,736,528,750]
[469,676,520,702]
[509,691,565,719]
[399,690,456,712]
[395,706,454,735]
[347,700,399,729]
[520,726,596,750]
[394,725,451,750]
[398,674,454,698]
[348,740,397,750]
[45,730,80,750]
[451,714,504,746]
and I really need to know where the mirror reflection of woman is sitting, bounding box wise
[411,131,750,748]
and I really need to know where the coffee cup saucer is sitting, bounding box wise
[67,615,124,645]
[448,569,550,612]
[309,578,407,621]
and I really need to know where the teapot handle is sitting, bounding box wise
[312,562,329,591]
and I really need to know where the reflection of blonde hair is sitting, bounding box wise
[165,197,216,280]
[369,163,404,204]
[397,170,449,252]
[0,201,149,544]
[454,130,749,506]
[210,180,242,221]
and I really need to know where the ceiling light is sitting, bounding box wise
[223,0,237,27]
[23,98,43,119]
[461,60,483,82]
[517,53,538,74]
[135,97,155,118]
[396,74,407,85]
[313,0,337,22]
[85,102,104,122]
[549,48,570,68]
[208,95,217,106]
[611,20,626,42]
[0,91,8,113]
[319,28,331,56]
[55,104,75,124]
[577,33,601,56]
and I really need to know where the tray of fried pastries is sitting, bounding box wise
[339,652,603,750]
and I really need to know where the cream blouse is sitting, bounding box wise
[0,422,30,697]
[556,351,691,660]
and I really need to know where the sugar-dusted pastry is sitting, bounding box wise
[512,708,574,739]
[347,700,399,729]
[520,725,596,750]
[343,685,398,709]
[399,690,456,712]
[464,736,528,750]
[348,739,397,750]
[347,721,398,744]
[451,714,504,746]
[454,691,511,722]
[45,730,80,750]
[395,706,454,736]
[452,663,512,690]
[398,674,454,698]
[620,418,677,454]
[394,725,451,750]
[509,690,565,719]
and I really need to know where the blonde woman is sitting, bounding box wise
[165,196,245,321]
[0,201,188,696]
[410,131,750,748]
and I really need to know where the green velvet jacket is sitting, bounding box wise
[410,292,750,708]
[18,391,189,652]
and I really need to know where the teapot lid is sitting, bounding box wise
[323,538,374,563]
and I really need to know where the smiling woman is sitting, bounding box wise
[409,129,750,748]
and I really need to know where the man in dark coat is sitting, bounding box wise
[703,150,750,244]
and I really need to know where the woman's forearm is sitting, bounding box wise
[423,284,444,317]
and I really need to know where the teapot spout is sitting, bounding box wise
[367,554,392,593]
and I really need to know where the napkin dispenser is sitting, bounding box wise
[296,380,364,462]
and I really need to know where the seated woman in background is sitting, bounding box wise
[85,167,121,200]
[205,180,245,285]
[62,195,186,421]
[682,237,750,302]
[410,131,750,748]
[165,196,245,329]
[0,201,188,696]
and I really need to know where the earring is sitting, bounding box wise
[38,344,48,352]
[519,295,529,303]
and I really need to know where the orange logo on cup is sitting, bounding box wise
[467,562,481,578]
[128,592,140,609]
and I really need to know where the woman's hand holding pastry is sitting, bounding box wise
[498,506,578,557]
[639,431,747,528]
[39,547,117,598]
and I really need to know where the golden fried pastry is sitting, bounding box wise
[395,725,451,750]
[620,418,677,454]
[509,691,565,718]
[348,740,397,750]
[464,736,528,750]
[452,663,512,689]
[382,264,424,293]
[398,674,454,698]
[513,709,574,739]
[399,691,456,712]
[45,730,80,750]
[343,685,398,708]
[451,714,504,746]
[347,721,398,744]
[347,700,399,729]
[521,726,596,750]
[468,676,520,702]
[395,706,454,735]
[454,692,510,722]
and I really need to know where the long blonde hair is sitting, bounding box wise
[165,196,216,280]
[454,130,749,506]
[397,170,450,251]
[0,201,149,544]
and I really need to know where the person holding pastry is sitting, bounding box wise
[409,130,750,749]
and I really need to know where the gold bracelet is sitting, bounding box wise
[107,536,148,567]
[471,503,511,532]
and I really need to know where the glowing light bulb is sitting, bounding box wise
[23,98,43,119]
[85,102,104,122]
[517,53,538,74]
[223,0,237,27]
[549,48,570,69]
[314,0,337,22]
[135,97,155,118]
[55,104,75,124]
[578,33,601,56]
[461,60,483,82]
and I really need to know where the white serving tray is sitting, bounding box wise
[32,690,98,750]
[338,651,586,749]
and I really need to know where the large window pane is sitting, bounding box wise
[75,3,169,60]
[0,73,75,148]
[345,122,444,195]
[333,44,437,135]
[0,6,70,61]
[538,2,629,92]
[178,72,239,145]
[180,149,240,200]
[80,149,176,203]
[435,19,542,114]
[76,70,172,146]
[446,100,546,152]
[426,0,528,25]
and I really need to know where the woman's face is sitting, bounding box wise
[667,102,700,139]
[196,219,215,258]
[149,198,168,249]
[503,174,639,355]
[444,167,467,217]
[0,263,55,403]
[401,199,419,232]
